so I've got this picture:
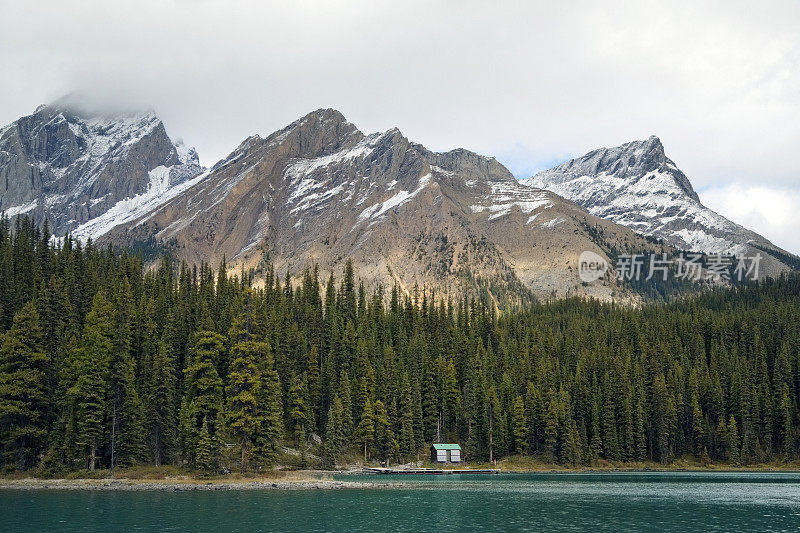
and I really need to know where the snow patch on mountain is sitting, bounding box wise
[68,111,164,191]
[358,173,431,224]
[2,200,38,217]
[471,181,553,221]
[284,132,380,181]
[72,166,209,241]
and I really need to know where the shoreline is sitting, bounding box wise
[2,466,800,491]
[0,477,399,491]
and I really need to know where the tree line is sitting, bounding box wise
[0,215,799,473]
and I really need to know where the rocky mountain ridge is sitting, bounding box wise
[523,136,797,275]
[99,108,656,304]
[0,102,204,236]
[3,102,793,304]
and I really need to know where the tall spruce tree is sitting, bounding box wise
[254,342,283,466]
[511,395,527,455]
[354,396,374,461]
[0,303,49,470]
[110,277,146,468]
[68,291,114,470]
[181,330,224,466]
[145,341,176,467]
[226,340,262,473]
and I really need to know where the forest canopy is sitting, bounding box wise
[0,216,799,473]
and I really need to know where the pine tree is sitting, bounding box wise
[634,392,647,462]
[109,276,146,468]
[373,399,390,464]
[544,393,559,462]
[288,375,308,449]
[0,303,49,470]
[422,366,438,442]
[324,396,344,466]
[589,400,603,464]
[254,342,283,466]
[487,386,502,463]
[354,396,374,461]
[511,395,527,455]
[691,394,705,456]
[442,358,459,436]
[397,371,416,460]
[68,291,114,470]
[602,392,621,461]
[306,345,320,434]
[338,370,353,442]
[182,330,224,466]
[145,341,176,467]
[560,418,582,466]
[225,340,262,473]
[716,417,728,460]
[727,415,741,467]
[652,374,671,464]
[177,397,195,465]
[195,417,215,476]
[780,387,795,460]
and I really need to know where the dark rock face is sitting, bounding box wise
[524,137,798,276]
[0,103,202,236]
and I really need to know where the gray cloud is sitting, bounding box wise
[1,0,798,251]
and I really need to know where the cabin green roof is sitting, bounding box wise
[431,443,461,450]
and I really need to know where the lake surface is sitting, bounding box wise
[3,472,800,532]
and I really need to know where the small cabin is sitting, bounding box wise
[431,443,461,463]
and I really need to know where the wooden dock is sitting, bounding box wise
[363,467,501,475]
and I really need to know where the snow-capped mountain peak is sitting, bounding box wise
[523,137,797,274]
[0,101,205,237]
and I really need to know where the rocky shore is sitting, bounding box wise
[0,477,394,491]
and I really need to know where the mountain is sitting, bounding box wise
[522,136,798,276]
[0,101,204,236]
[99,109,660,305]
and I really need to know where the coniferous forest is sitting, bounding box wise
[1,216,800,474]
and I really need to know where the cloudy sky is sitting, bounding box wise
[1,0,798,253]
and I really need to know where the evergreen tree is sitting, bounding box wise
[289,376,308,449]
[511,395,527,455]
[780,387,795,460]
[373,399,391,464]
[324,396,345,466]
[254,342,283,466]
[727,415,741,467]
[68,291,114,470]
[195,417,215,475]
[0,303,49,470]
[354,396,374,461]
[145,341,176,467]
[602,392,621,461]
[544,393,559,462]
[634,392,647,462]
[338,370,353,442]
[560,418,582,466]
[225,341,262,472]
[109,276,146,468]
[182,331,224,466]
[589,399,603,464]
[652,375,671,464]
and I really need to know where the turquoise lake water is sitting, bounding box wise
[3,472,800,532]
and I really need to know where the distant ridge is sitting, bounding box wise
[523,136,797,276]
